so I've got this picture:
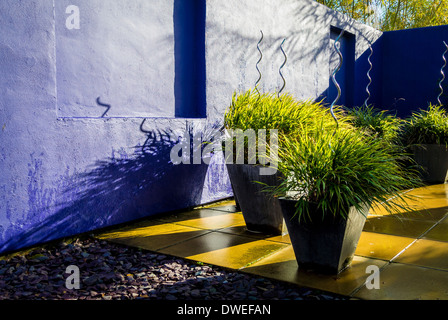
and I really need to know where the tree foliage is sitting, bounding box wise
[315,0,448,31]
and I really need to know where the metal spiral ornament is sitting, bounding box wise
[364,44,373,108]
[278,38,287,98]
[255,30,264,95]
[330,29,345,130]
[438,41,448,106]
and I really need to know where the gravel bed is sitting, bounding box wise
[0,237,348,301]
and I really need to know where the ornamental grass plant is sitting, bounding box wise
[263,121,423,223]
[346,105,403,145]
[223,89,348,163]
[224,89,348,135]
[401,104,448,146]
[223,89,423,223]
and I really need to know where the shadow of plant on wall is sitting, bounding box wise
[0,124,217,254]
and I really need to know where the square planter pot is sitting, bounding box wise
[411,144,448,184]
[279,198,369,274]
[226,164,286,235]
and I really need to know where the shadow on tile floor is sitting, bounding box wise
[96,184,448,300]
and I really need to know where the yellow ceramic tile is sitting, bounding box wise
[156,208,232,223]
[188,242,288,270]
[355,232,415,261]
[401,184,448,201]
[369,198,432,216]
[241,246,299,282]
[397,207,448,222]
[298,256,388,297]
[406,184,448,206]
[354,262,448,300]
[266,233,291,244]
[173,212,245,230]
[410,198,448,210]
[411,184,448,198]
[394,239,448,271]
[363,215,435,238]
[94,185,448,300]
[159,231,288,269]
[217,224,257,236]
[199,200,238,211]
[243,246,387,296]
[96,223,209,251]
[369,195,421,217]
[369,184,448,216]
[94,215,169,231]
[424,216,448,242]
[202,201,240,213]
[218,225,291,244]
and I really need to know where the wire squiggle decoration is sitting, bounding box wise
[255,30,264,95]
[364,44,373,108]
[438,41,448,106]
[330,29,345,130]
[278,38,287,98]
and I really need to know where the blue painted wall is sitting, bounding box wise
[0,0,382,254]
[0,0,230,254]
[174,0,206,118]
[373,25,448,117]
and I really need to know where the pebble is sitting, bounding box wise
[0,237,347,301]
[190,289,201,298]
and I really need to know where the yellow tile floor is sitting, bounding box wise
[95,184,448,300]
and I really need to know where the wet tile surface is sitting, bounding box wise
[369,184,448,216]
[242,246,388,296]
[218,225,291,243]
[96,184,448,300]
[355,232,415,261]
[363,215,434,238]
[394,239,448,270]
[159,231,288,269]
[353,263,448,300]
[96,223,210,251]
[173,212,245,230]
[424,215,448,242]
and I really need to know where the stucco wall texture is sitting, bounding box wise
[0,0,381,254]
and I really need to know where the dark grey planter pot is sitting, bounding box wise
[279,198,369,274]
[411,144,448,184]
[226,164,286,235]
